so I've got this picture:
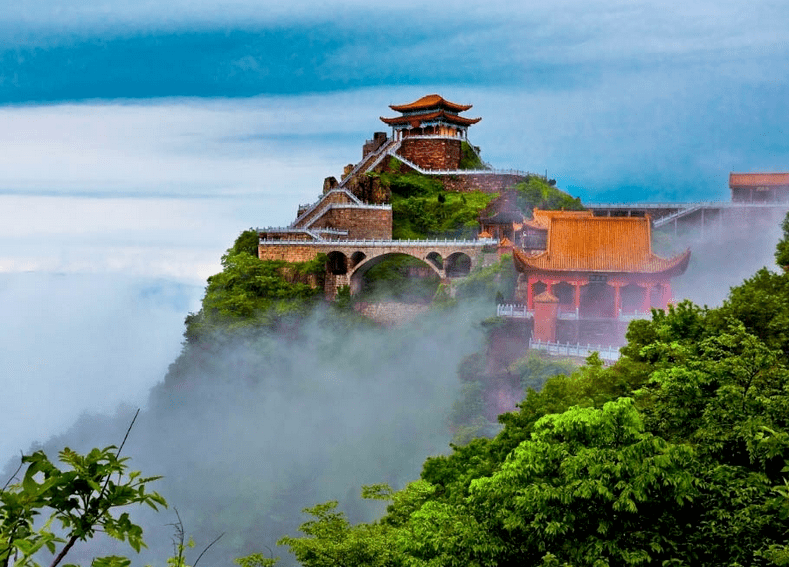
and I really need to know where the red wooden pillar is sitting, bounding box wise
[527,276,534,310]
[613,283,622,318]
[663,282,673,308]
[642,283,653,312]
[533,291,560,343]
[573,283,581,310]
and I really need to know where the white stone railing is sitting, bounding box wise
[259,238,498,247]
[496,304,533,318]
[356,139,402,179]
[618,310,650,321]
[495,304,650,322]
[651,204,703,228]
[257,227,349,235]
[529,338,621,362]
[586,200,789,210]
[298,203,390,233]
[391,152,531,177]
[339,139,401,187]
[292,196,389,231]
[290,188,363,227]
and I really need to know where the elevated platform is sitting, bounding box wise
[528,338,620,363]
[586,201,789,235]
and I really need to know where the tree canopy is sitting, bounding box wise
[278,212,789,566]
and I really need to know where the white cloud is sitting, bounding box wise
[0,271,203,460]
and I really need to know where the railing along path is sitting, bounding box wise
[529,338,621,363]
[259,238,499,247]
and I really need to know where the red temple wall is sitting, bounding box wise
[523,274,674,314]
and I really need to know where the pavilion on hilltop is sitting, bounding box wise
[375,94,484,171]
[513,209,690,345]
[380,94,481,140]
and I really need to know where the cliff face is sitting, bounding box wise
[340,169,391,204]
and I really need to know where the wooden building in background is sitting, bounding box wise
[514,210,690,345]
[730,173,789,203]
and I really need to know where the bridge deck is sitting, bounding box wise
[259,238,498,247]
[587,201,789,210]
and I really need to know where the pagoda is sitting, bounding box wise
[379,94,482,171]
[513,209,690,345]
[380,94,481,140]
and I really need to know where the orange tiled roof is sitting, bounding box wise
[534,291,559,303]
[528,209,593,229]
[389,94,473,113]
[514,210,690,275]
[380,110,481,127]
[729,173,789,188]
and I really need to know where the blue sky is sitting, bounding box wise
[1,0,787,202]
[1,0,788,458]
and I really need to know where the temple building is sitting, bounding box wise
[478,191,524,242]
[378,95,482,171]
[513,210,690,345]
[380,94,481,140]
[730,173,789,203]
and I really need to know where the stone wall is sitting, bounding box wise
[397,138,462,170]
[363,132,389,158]
[258,244,324,264]
[440,173,527,194]
[353,301,431,326]
[309,207,392,240]
[292,191,356,228]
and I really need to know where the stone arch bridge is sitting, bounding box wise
[258,238,497,297]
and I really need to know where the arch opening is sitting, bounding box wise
[350,251,367,269]
[426,252,443,270]
[621,284,646,314]
[531,281,548,298]
[553,282,575,312]
[327,251,348,275]
[579,283,616,319]
[351,253,441,303]
[445,252,472,277]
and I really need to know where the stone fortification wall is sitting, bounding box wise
[309,207,392,240]
[397,138,462,170]
[353,301,431,326]
[440,173,527,194]
[341,171,391,204]
[259,244,323,264]
[363,132,389,158]
[292,191,356,228]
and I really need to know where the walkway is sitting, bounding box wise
[528,338,621,363]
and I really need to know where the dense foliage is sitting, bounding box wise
[458,142,487,171]
[371,160,493,240]
[512,177,585,213]
[375,160,582,240]
[183,230,325,343]
[278,215,789,566]
[1,441,166,567]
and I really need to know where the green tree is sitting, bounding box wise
[464,399,698,566]
[228,229,261,258]
[277,502,392,567]
[184,252,322,342]
[775,212,789,269]
[0,444,166,567]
